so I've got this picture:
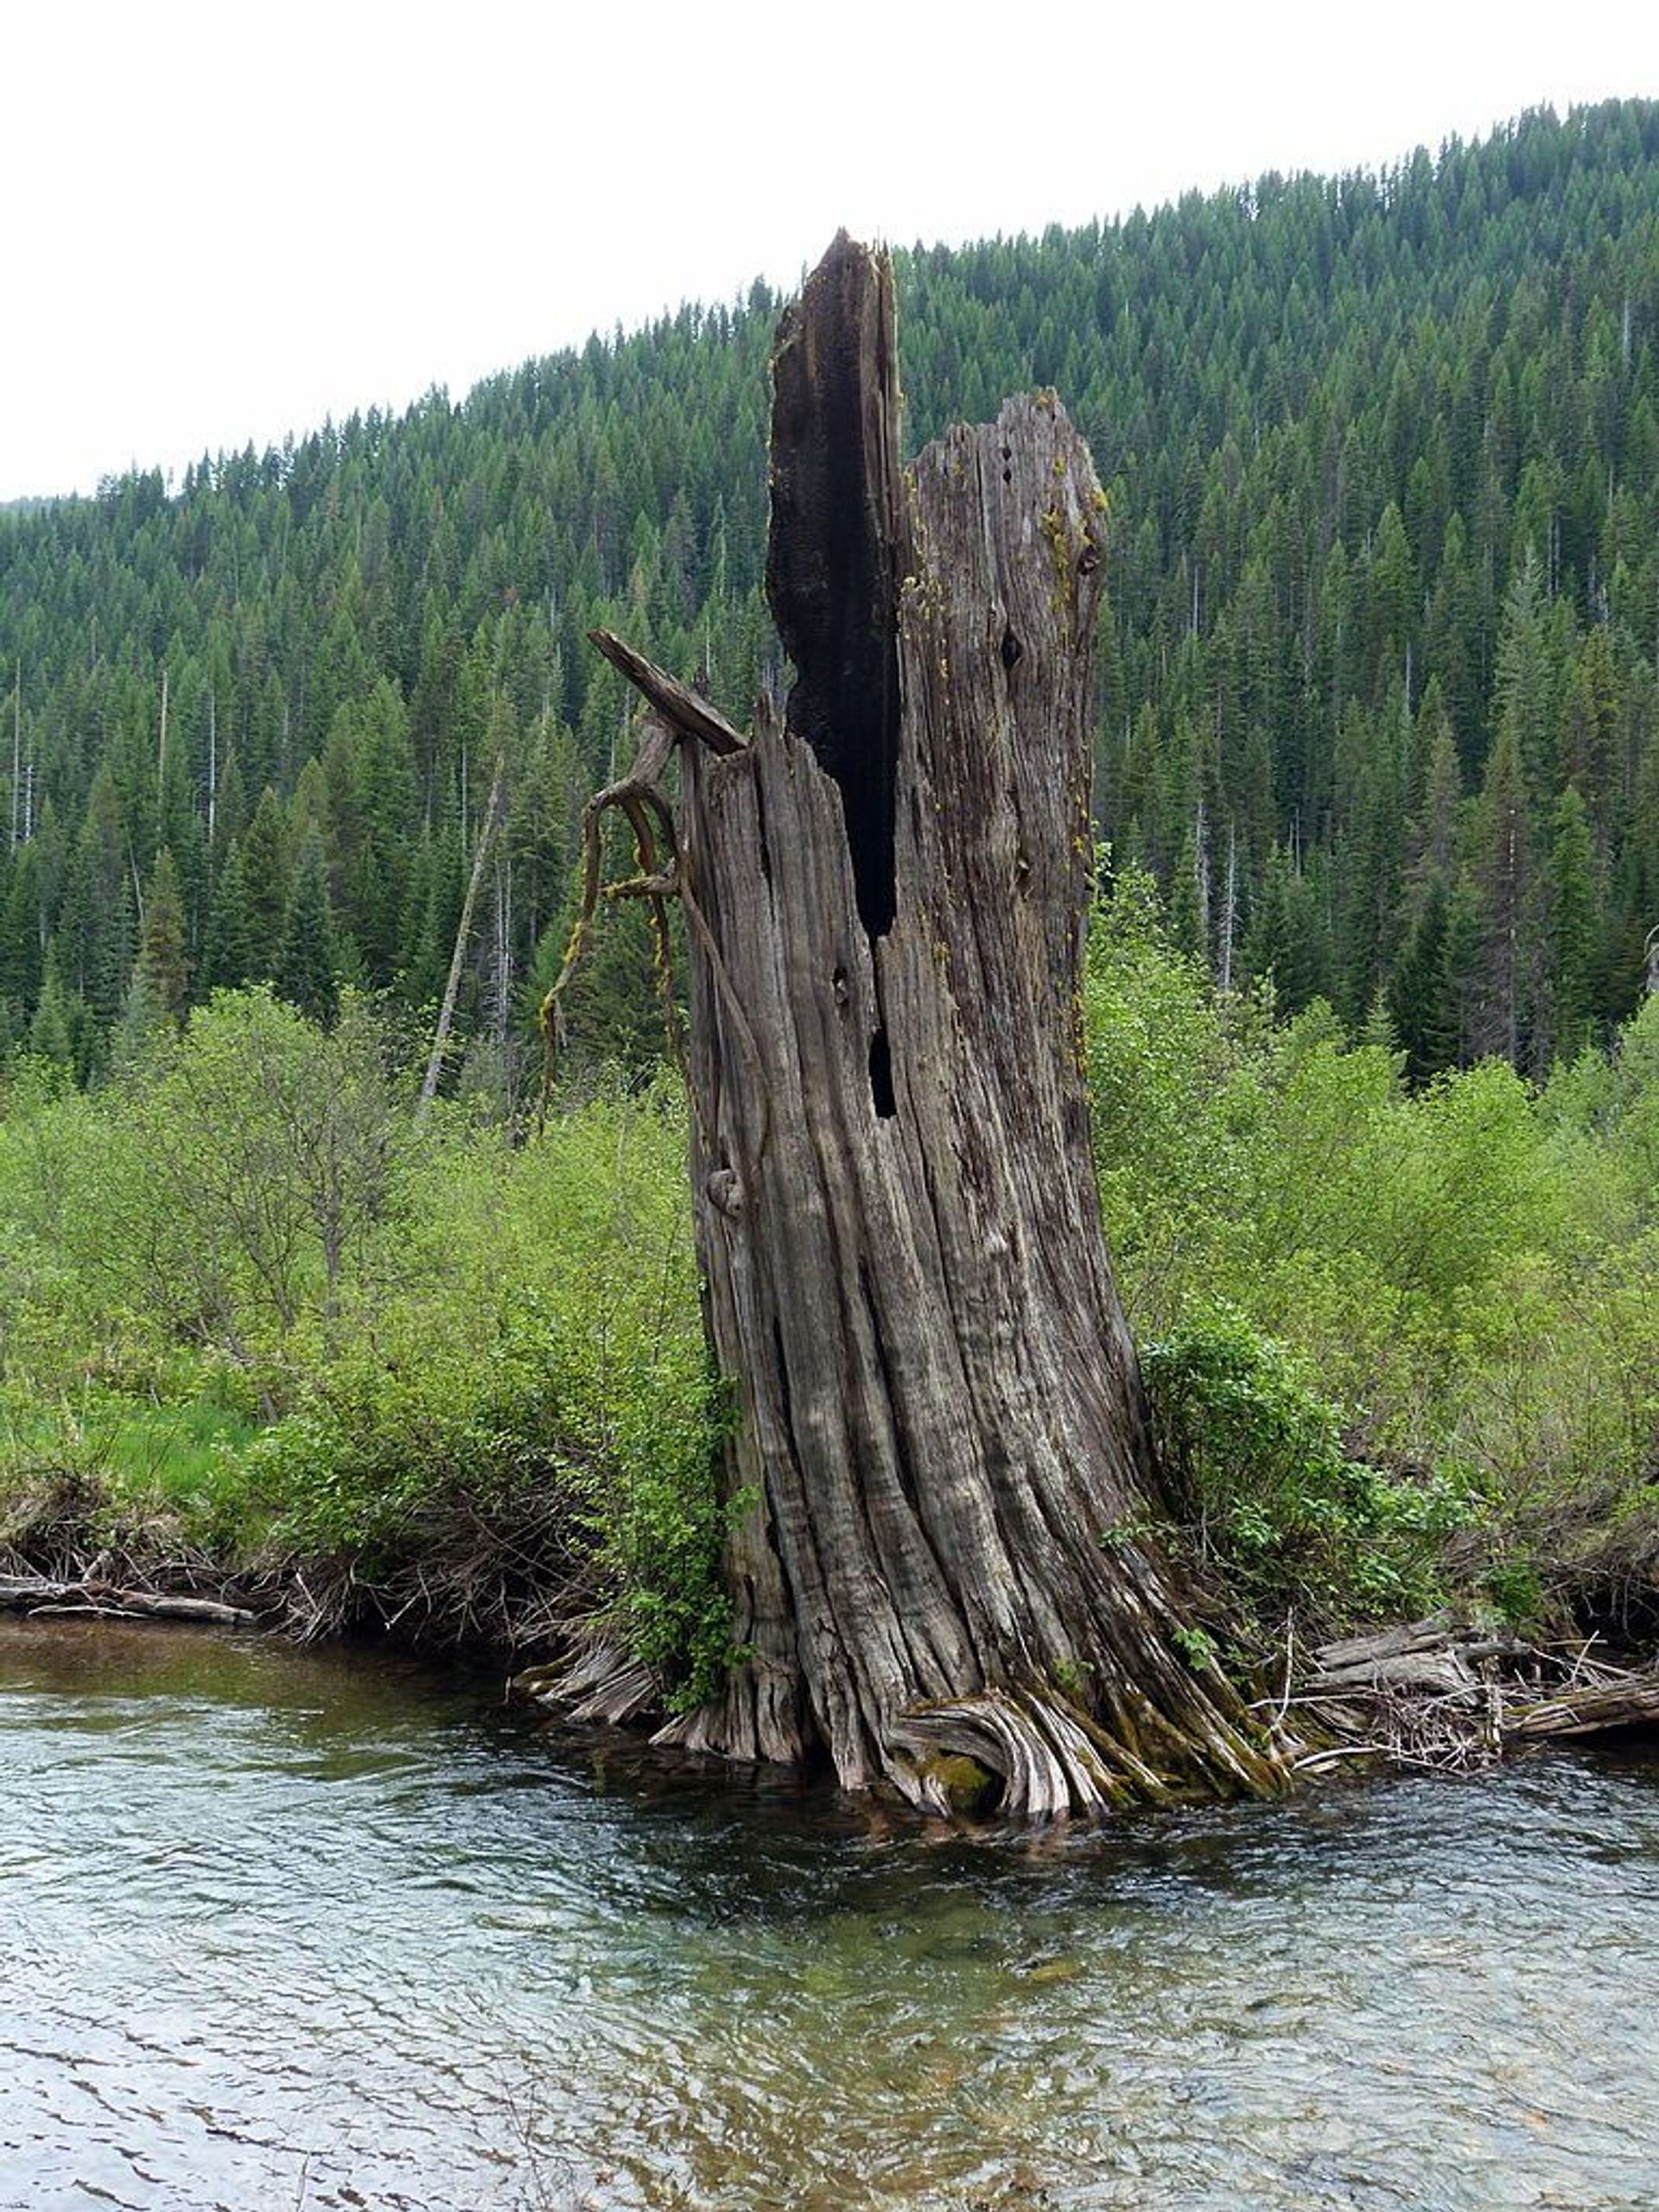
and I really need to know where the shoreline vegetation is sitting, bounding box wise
[3,104,1659,1802]
[3,868,1657,1800]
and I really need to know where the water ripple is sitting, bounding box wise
[3,1618,1657,2209]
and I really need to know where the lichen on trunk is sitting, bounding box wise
[562,235,1289,1817]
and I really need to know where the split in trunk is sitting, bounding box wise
[548,235,1289,1817]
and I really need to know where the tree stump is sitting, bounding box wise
[576,236,1287,1816]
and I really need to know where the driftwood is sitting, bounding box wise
[1502,1674,1659,1741]
[540,234,1288,1818]
[0,1574,257,1628]
[1281,1611,1659,1772]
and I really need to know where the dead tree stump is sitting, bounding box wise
[571,236,1287,1816]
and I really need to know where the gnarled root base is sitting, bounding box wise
[512,1631,658,1729]
[889,1668,1290,1820]
[517,1620,1292,1821]
[892,1688,1180,1817]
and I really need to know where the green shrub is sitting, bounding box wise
[1141,1313,1471,1630]
[241,1083,739,1704]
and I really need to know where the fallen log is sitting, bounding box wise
[1313,1611,1464,1672]
[1308,1650,1481,1699]
[1501,1674,1659,1744]
[0,1574,258,1628]
[1289,1611,1659,1770]
[1302,1612,1528,1700]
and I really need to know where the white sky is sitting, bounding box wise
[1,1,1649,502]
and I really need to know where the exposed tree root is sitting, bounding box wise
[512,1630,659,1727]
[891,1688,1179,1817]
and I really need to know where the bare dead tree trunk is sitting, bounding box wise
[10,661,20,852]
[419,749,507,1110]
[572,237,1286,1817]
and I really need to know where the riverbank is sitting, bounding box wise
[4,1523,1657,1809]
[6,927,1659,1808]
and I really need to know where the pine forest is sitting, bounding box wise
[3,100,1658,1090]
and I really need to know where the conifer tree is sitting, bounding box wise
[1468,716,1534,1064]
[201,840,258,994]
[0,843,43,1022]
[27,949,75,1070]
[111,967,168,1070]
[1408,697,1464,888]
[1389,874,1459,1084]
[1168,818,1211,969]
[137,846,191,1020]
[276,829,338,1025]
[240,787,289,975]
[1544,785,1601,1063]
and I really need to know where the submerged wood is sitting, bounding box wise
[557,234,1287,1816]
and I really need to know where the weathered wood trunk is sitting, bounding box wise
[594,237,1285,1815]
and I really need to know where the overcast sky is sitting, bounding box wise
[1,1,1649,502]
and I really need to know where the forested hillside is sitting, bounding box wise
[3,98,1657,1090]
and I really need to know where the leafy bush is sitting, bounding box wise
[1141,1313,1471,1630]
[0,1020,740,1705]
[252,1291,734,1706]
[240,1078,737,1702]
[1083,863,1659,1634]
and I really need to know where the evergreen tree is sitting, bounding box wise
[111,967,168,1071]
[1543,785,1600,1064]
[137,847,191,1020]
[1468,716,1534,1065]
[240,787,289,976]
[1389,874,1459,1084]
[202,840,258,995]
[275,830,338,1026]
[26,949,75,1070]
[1245,842,1332,1014]
[1407,698,1465,888]
[1167,819,1211,969]
[0,843,43,1023]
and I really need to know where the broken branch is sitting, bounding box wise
[588,632,748,756]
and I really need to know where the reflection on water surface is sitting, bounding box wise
[2,1617,1656,2209]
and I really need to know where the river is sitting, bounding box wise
[2,1617,1656,2209]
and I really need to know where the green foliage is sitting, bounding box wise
[1483,1557,1546,1630]
[276,830,339,1026]
[0,1388,262,1562]
[27,986,416,1382]
[251,1256,733,1704]
[1170,1624,1220,1673]
[3,820,1659,1673]
[201,840,258,994]
[1143,1314,1471,1626]
[1088,863,1659,1631]
[0,993,734,1700]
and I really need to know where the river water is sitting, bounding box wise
[2,1617,1656,2211]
